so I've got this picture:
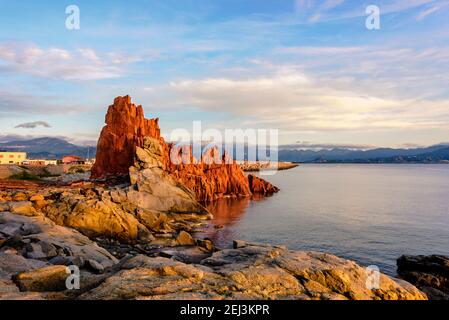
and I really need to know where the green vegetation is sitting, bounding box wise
[68,165,86,174]
[9,171,41,181]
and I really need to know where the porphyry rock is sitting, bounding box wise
[0,212,118,269]
[397,255,449,300]
[176,231,195,246]
[14,265,69,292]
[91,96,278,202]
[247,174,280,195]
[80,243,426,300]
[91,95,162,179]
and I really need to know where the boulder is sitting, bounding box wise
[29,195,45,202]
[247,174,280,195]
[397,255,449,300]
[7,202,38,217]
[176,231,195,246]
[14,265,69,292]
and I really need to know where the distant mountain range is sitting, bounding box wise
[278,144,449,163]
[1,136,448,163]
[0,137,96,160]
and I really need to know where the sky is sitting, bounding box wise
[0,0,448,148]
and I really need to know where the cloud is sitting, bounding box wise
[0,43,140,81]
[138,61,449,134]
[416,4,444,20]
[294,0,438,23]
[15,121,51,129]
[280,142,374,150]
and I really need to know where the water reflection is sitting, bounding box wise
[196,197,253,247]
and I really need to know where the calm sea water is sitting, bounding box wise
[199,164,449,276]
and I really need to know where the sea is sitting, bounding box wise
[199,164,449,276]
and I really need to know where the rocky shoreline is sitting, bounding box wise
[0,212,426,300]
[0,96,445,300]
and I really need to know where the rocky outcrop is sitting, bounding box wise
[248,174,279,195]
[0,212,427,300]
[1,186,210,242]
[14,265,70,292]
[91,96,161,179]
[128,136,210,214]
[0,212,118,269]
[91,96,278,201]
[397,255,449,300]
[80,241,425,300]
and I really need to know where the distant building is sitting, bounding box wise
[62,155,85,165]
[84,158,96,165]
[23,159,58,166]
[0,152,27,165]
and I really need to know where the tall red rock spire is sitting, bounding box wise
[91,96,161,179]
[91,96,279,201]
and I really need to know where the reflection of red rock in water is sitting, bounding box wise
[206,197,250,227]
[91,96,278,201]
[198,197,251,247]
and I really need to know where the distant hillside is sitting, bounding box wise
[278,144,449,163]
[0,137,96,160]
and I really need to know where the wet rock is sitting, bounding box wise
[196,239,214,252]
[233,240,247,249]
[14,265,69,292]
[159,246,212,264]
[397,255,449,300]
[86,259,105,274]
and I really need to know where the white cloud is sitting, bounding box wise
[294,0,439,23]
[0,43,139,81]
[15,121,51,129]
[138,64,449,133]
[416,4,445,20]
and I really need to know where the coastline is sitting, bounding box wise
[239,161,299,172]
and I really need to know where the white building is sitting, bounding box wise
[0,152,27,165]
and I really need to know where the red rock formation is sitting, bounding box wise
[91,96,161,179]
[247,174,279,196]
[92,96,278,201]
[168,147,252,202]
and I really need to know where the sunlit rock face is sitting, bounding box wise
[91,96,162,179]
[79,241,427,301]
[91,96,278,202]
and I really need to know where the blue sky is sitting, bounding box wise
[0,0,448,147]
